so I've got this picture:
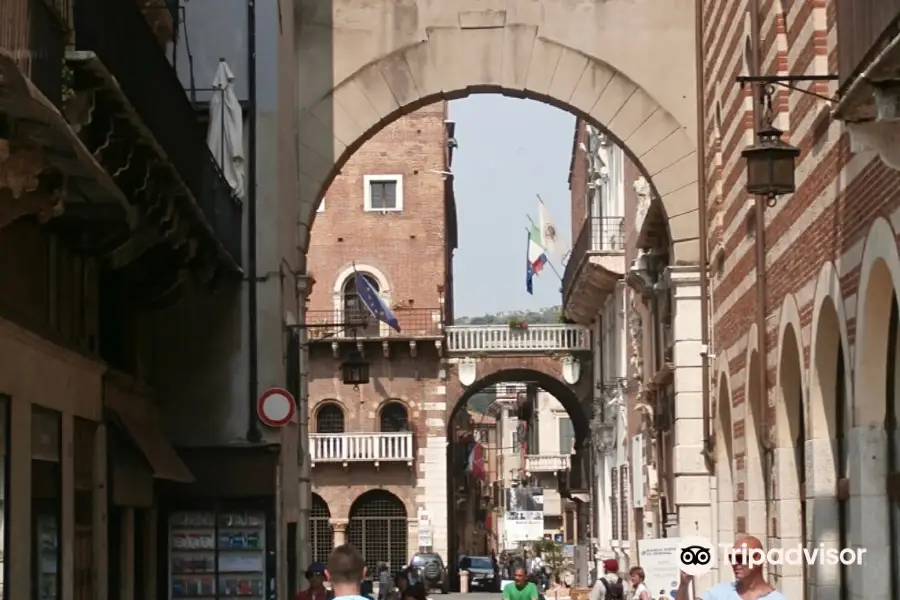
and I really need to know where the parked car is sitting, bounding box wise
[409,552,448,594]
[459,555,499,592]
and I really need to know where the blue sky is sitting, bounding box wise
[449,96,575,318]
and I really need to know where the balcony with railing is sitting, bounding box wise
[526,453,571,473]
[834,0,900,122]
[70,0,242,265]
[310,432,414,467]
[305,307,443,341]
[446,324,590,354]
[563,216,626,325]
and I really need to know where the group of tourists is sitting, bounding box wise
[589,559,648,600]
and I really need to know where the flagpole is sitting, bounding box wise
[525,223,562,281]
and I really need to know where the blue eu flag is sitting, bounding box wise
[355,268,401,332]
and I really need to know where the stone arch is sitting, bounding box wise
[448,365,591,445]
[848,217,900,600]
[378,400,411,432]
[314,400,346,433]
[332,263,392,296]
[854,217,900,426]
[742,325,767,543]
[715,367,735,568]
[297,29,700,265]
[348,489,410,573]
[773,295,806,596]
[806,262,852,599]
[310,492,334,563]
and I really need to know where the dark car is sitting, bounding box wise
[409,552,448,594]
[460,556,499,592]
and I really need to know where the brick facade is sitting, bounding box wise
[705,1,900,597]
[305,102,453,558]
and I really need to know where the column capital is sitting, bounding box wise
[331,519,349,533]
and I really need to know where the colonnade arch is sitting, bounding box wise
[852,217,900,600]
[743,339,767,545]
[715,371,734,584]
[807,261,852,600]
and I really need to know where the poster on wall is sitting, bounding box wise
[504,487,543,542]
[637,538,681,600]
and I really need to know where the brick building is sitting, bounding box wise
[304,101,457,571]
[704,2,900,599]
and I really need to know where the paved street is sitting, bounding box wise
[439,593,498,600]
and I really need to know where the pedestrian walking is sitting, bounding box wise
[628,567,650,600]
[589,559,624,600]
[325,544,369,600]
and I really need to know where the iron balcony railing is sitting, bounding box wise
[72,0,242,263]
[309,432,414,465]
[305,307,444,340]
[563,216,625,295]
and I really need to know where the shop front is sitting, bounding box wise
[156,447,279,600]
[0,317,105,600]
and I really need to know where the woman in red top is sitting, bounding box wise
[296,562,330,600]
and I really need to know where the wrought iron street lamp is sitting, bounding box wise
[736,75,837,206]
[341,350,370,388]
[741,84,800,206]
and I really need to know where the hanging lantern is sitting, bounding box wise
[742,124,800,199]
[341,350,369,387]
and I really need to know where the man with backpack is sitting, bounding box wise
[589,559,625,600]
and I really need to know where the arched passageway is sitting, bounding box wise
[311,493,334,564]
[348,490,409,573]
[296,6,700,266]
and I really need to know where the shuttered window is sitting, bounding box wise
[558,418,575,454]
[610,467,619,540]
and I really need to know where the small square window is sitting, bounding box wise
[364,175,403,212]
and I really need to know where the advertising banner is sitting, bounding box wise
[504,487,543,542]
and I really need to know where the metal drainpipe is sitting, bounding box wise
[696,0,712,462]
[749,0,769,452]
[246,0,261,443]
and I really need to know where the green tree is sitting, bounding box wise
[455,306,562,325]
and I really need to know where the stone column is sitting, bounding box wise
[333,520,349,547]
[665,266,714,590]
[297,274,313,587]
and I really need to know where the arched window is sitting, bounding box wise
[342,273,381,336]
[379,402,409,432]
[348,490,408,573]
[310,494,333,563]
[316,404,345,434]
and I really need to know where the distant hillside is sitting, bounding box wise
[454,306,562,325]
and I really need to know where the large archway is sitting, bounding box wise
[295,10,700,265]
[444,369,590,574]
[348,490,410,573]
[743,345,768,547]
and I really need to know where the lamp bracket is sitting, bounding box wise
[735,74,839,104]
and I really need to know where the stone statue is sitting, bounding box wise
[628,292,644,380]
[633,176,651,233]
